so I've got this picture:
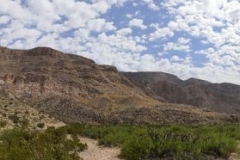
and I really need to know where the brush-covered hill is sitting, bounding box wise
[121,72,240,114]
[0,47,239,125]
[0,95,65,131]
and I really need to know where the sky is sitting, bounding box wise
[0,0,240,85]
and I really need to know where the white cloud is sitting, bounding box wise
[116,28,132,36]
[149,23,159,29]
[0,0,32,21]
[104,22,117,31]
[52,0,75,15]
[27,0,56,17]
[171,55,183,62]
[129,18,147,29]
[157,0,240,84]
[142,0,160,11]
[74,29,90,42]
[177,37,190,44]
[86,19,107,32]
[126,14,133,19]
[163,42,190,52]
[149,27,174,41]
[0,15,10,24]
[35,33,59,47]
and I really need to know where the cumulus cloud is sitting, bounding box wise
[129,18,147,29]
[149,27,174,41]
[0,15,10,24]
[171,55,183,62]
[163,42,190,52]
[116,28,132,36]
[142,0,160,11]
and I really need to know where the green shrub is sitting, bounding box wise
[8,114,19,124]
[37,122,45,128]
[0,120,7,128]
[66,123,85,135]
[0,127,86,160]
[59,123,240,160]
[120,134,153,160]
[20,118,29,129]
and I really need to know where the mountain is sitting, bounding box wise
[121,72,240,114]
[0,47,239,125]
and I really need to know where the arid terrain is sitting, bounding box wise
[0,46,240,125]
[0,95,65,130]
[1,46,240,160]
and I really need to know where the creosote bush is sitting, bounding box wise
[37,122,45,128]
[0,127,87,160]
[8,114,19,124]
[66,123,240,160]
[0,120,7,128]
[1,122,240,160]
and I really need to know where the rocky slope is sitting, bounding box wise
[0,95,65,130]
[121,72,240,114]
[0,47,239,125]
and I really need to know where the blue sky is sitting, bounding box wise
[0,0,240,85]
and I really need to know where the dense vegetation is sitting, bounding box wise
[0,123,240,160]
[0,127,87,160]
[66,123,240,160]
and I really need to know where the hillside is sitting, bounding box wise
[0,95,64,130]
[121,72,240,114]
[0,46,239,125]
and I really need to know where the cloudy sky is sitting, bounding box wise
[1,0,240,85]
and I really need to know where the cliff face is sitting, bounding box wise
[0,47,131,98]
[0,47,239,124]
[121,72,240,114]
[0,47,159,123]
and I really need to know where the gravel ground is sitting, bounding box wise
[79,136,122,160]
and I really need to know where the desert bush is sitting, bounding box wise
[37,122,45,128]
[67,123,240,160]
[0,120,7,128]
[66,123,85,135]
[0,127,87,160]
[120,134,153,160]
[8,114,19,124]
[20,118,29,129]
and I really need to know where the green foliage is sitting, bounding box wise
[0,120,7,128]
[66,123,87,135]
[0,127,87,160]
[20,118,29,129]
[67,123,240,160]
[37,122,45,128]
[120,134,153,160]
[1,120,240,159]
[8,114,19,124]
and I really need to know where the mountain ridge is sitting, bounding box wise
[0,46,239,125]
[122,72,240,114]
